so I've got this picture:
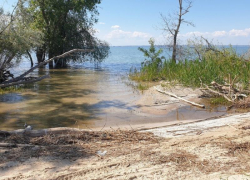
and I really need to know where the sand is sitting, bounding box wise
[1,85,250,180]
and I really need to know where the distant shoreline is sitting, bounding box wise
[110,45,250,47]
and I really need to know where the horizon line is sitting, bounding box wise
[110,44,250,47]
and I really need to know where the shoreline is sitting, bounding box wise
[1,110,250,180]
[1,84,250,179]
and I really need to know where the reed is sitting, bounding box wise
[130,40,250,90]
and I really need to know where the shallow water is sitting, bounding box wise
[1,46,249,130]
[0,68,228,131]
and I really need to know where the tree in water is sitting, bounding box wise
[161,0,194,63]
[28,0,109,68]
[0,2,43,83]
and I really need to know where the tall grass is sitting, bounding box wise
[130,39,250,89]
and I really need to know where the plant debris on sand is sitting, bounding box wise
[1,120,250,180]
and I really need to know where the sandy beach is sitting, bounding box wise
[1,86,250,180]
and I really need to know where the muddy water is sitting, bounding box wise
[0,68,227,130]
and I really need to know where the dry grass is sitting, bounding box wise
[234,97,250,109]
[0,130,160,164]
[1,120,250,180]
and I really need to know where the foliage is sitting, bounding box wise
[28,0,110,67]
[137,83,149,91]
[0,3,43,82]
[0,85,23,94]
[131,37,250,90]
[209,96,232,106]
[134,38,165,81]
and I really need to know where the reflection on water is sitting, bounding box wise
[0,67,228,130]
[1,45,248,130]
[0,93,26,103]
[0,68,140,130]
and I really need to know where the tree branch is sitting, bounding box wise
[2,49,94,85]
[0,75,49,88]
[0,0,19,35]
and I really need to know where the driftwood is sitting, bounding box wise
[0,75,49,88]
[1,49,94,88]
[200,77,248,102]
[154,87,205,108]
[0,127,87,137]
[203,84,233,102]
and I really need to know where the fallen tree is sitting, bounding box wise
[0,49,94,88]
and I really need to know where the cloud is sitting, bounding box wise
[99,22,105,25]
[111,25,120,29]
[103,28,151,46]
[106,29,150,39]
[181,31,209,37]
[106,29,130,39]
[177,28,250,45]
[229,28,250,36]
[132,31,150,38]
[182,28,250,38]
[212,31,227,37]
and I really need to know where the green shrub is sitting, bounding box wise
[131,38,250,90]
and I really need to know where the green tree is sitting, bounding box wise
[0,2,43,82]
[28,0,109,68]
[138,38,165,81]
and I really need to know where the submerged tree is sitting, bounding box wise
[161,0,194,63]
[28,0,109,68]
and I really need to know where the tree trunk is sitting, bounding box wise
[26,50,33,67]
[172,35,177,63]
[48,50,54,68]
[36,48,46,65]
[1,49,93,88]
[171,0,183,63]
[55,58,68,68]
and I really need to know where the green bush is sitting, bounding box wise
[131,38,250,90]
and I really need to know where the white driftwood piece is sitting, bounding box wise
[154,87,205,108]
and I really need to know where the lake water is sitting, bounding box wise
[0,46,249,130]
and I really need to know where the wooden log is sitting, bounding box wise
[154,87,205,108]
[0,75,49,88]
[204,84,233,102]
[0,143,18,148]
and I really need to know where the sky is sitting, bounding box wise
[2,0,250,46]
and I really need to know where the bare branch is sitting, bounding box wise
[0,75,49,88]
[160,14,174,36]
[161,0,194,63]
[182,20,195,27]
[181,0,192,16]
